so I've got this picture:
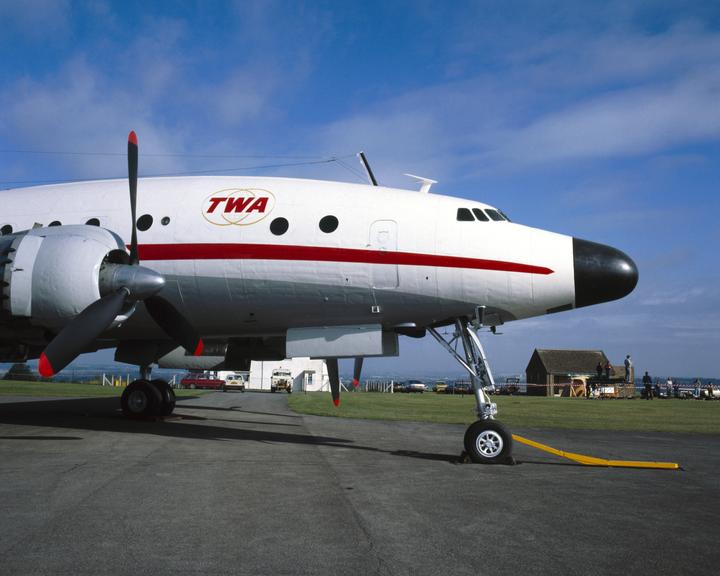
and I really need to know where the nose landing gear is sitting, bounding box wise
[428,316,514,464]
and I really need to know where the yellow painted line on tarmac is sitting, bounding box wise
[511,434,680,470]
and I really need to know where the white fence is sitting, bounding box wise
[362,379,396,393]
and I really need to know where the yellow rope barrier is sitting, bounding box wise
[511,434,679,470]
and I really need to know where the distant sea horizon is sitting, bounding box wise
[2,362,717,387]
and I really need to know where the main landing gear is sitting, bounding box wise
[428,315,513,464]
[120,367,176,419]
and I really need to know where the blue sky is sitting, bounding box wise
[1,1,719,379]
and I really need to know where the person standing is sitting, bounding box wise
[624,355,633,383]
[642,371,653,400]
[604,360,612,380]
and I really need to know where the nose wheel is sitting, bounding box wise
[464,420,513,464]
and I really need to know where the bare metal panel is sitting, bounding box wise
[286,324,398,358]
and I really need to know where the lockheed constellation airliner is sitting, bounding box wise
[0,132,637,463]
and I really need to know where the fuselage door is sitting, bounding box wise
[369,220,398,289]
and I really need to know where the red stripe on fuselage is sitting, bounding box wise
[135,243,554,275]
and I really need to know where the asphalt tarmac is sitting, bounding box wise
[0,391,718,576]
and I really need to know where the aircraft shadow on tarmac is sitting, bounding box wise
[0,435,83,440]
[178,403,303,420]
[0,397,457,463]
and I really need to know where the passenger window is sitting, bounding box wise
[472,209,489,221]
[137,214,153,231]
[456,208,474,221]
[270,217,289,236]
[485,209,504,221]
[319,215,339,233]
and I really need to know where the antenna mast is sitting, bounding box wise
[357,151,378,186]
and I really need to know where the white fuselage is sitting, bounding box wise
[1,176,575,340]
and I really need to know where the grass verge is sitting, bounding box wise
[0,380,208,398]
[288,392,720,434]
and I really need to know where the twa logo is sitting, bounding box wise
[202,188,276,226]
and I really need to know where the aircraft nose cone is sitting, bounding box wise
[573,238,638,308]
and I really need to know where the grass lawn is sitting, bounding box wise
[288,392,720,434]
[0,380,208,398]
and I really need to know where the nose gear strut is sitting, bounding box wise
[428,316,513,464]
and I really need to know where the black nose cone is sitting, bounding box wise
[573,238,638,308]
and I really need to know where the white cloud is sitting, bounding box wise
[303,23,720,175]
[492,70,720,164]
[0,57,186,180]
[641,287,707,306]
[0,0,70,38]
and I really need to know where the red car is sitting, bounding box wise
[180,374,225,390]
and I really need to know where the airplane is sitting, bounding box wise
[0,132,638,464]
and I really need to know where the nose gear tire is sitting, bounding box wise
[464,420,513,464]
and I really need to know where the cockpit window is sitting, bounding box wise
[499,210,511,222]
[485,209,505,221]
[456,208,474,221]
[472,208,489,221]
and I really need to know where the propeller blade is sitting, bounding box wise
[327,358,340,406]
[145,296,203,356]
[38,290,127,377]
[352,357,363,388]
[128,130,139,265]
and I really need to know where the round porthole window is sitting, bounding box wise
[319,215,338,233]
[137,214,153,231]
[161,216,171,226]
[270,217,289,236]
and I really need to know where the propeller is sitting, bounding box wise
[128,131,139,265]
[145,296,204,356]
[327,358,340,406]
[37,131,203,377]
[39,291,128,378]
[352,357,363,388]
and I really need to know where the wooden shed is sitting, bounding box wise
[525,349,609,396]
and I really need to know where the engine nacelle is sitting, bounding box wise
[1,226,127,330]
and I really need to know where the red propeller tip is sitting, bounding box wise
[333,398,340,407]
[38,353,55,378]
[352,378,359,388]
[193,339,204,356]
[128,131,138,146]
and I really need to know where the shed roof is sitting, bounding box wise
[529,349,609,374]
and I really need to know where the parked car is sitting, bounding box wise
[433,380,448,393]
[180,373,225,390]
[403,379,427,393]
[446,381,473,395]
[223,373,246,392]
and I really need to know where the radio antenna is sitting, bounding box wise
[357,151,378,186]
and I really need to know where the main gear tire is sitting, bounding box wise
[149,379,176,417]
[121,380,163,419]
